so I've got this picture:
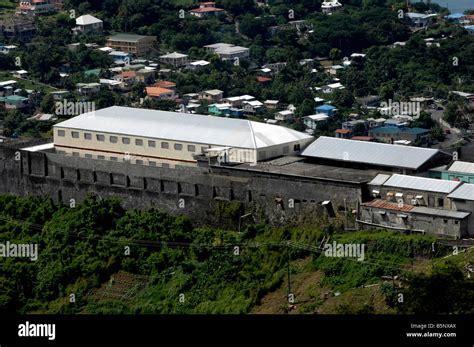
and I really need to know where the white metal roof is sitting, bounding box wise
[447,184,474,201]
[160,52,188,59]
[54,106,313,150]
[0,80,17,87]
[306,114,328,121]
[383,174,461,193]
[369,173,391,186]
[448,161,474,174]
[76,14,102,25]
[301,136,442,170]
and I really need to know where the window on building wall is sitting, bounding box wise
[71,131,79,138]
[96,134,105,141]
[148,140,156,148]
[294,144,300,151]
[187,145,196,152]
[97,155,105,160]
[161,142,169,149]
[136,159,143,165]
[110,157,118,161]
[122,137,130,144]
[201,146,208,153]
[149,161,156,166]
[438,198,444,207]
[174,143,183,151]
[57,130,65,137]
[72,152,79,157]
[454,220,459,225]
[110,136,118,143]
[162,163,170,168]
[84,133,92,140]
[85,154,92,159]
[135,139,143,146]
[443,219,448,224]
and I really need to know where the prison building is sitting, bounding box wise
[367,174,463,210]
[359,199,470,239]
[301,136,451,174]
[447,183,474,238]
[53,106,314,168]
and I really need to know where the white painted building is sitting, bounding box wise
[53,106,314,167]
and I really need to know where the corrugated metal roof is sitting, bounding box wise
[301,136,441,170]
[363,199,414,212]
[447,184,474,201]
[448,161,474,174]
[53,106,313,150]
[412,207,470,219]
[369,173,391,186]
[383,174,461,193]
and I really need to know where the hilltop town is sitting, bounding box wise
[0,0,473,324]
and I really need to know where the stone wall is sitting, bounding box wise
[0,146,364,226]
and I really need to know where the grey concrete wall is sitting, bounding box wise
[0,147,364,226]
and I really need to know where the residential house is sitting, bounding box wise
[405,12,437,28]
[106,34,156,56]
[204,43,250,61]
[189,2,225,18]
[186,60,210,71]
[18,0,56,15]
[159,52,189,68]
[304,114,329,130]
[12,70,28,78]
[0,15,35,41]
[315,82,344,94]
[275,110,294,122]
[368,127,430,145]
[225,95,255,108]
[315,104,337,116]
[429,161,474,184]
[146,87,176,100]
[113,71,137,89]
[0,45,18,54]
[199,89,223,103]
[0,95,29,109]
[335,129,352,139]
[76,83,101,96]
[465,25,474,35]
[154,80,176,90]
[243,100,264,115]
[136,69,155,84]
[264,100,279,110]
[321,0,342,14]
[0,80,17,97]
[50,90,70,101]
[73,14,103,35]
[108,51,131,65]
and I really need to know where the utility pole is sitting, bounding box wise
[287,241,291,303]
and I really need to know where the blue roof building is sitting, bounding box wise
[315,104,336,116]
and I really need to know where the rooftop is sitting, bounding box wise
[54,106,313,150]
[76,14,102,26]
[448,161,474,174]
[108,33,151,42]
[383,174,461,193]
[301,136,443,170]
[447,184,474,201]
